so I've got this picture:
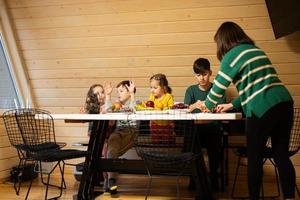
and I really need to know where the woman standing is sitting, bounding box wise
[198,22,295,200]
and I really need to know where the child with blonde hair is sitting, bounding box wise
[149,73,174,143]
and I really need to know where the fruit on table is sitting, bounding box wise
[145,100,154,108]
[135,101,155,111]
[111,102,122,111]
[171,103,189,109]
[134,104,143,110]
[135,101,146,111]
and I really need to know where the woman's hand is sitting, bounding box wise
[215,103,234,113]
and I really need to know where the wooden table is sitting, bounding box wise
[51,112,242,200]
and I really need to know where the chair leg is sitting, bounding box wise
[39,162,66,190]
[219,151,226,192]
[33,161,65,200]
[231,155,245,199]
[12,155,32,196]
[55,161,66,199]
[145,170,152,200]
[14,158,25,195]
[260,175,265,200]
[44,166,51,200]
[25,177,35,200]
[39,162,50,186]
[220,133,229,191]
[176,163,189,200]
[25,161,38,200]
[260,158,266,200]
[47,161,66,199]
[143,160,152,200]
[176,167,186,200]
[39,162,46,184]
[176,175,181,200]
[58,161,67,189]
[231,156,281,199]
[296,183,300,197]
[268,158,281,199]
[14,177,21,195]
[13,151,22,195]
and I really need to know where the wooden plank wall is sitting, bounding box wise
[0,118,19,179]
[1,0,300,181]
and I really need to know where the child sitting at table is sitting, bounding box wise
[82,84,115,193]
[104,80,138,195]
[148,73,175,143]
[184,58,226,191]
[82,84,106,135]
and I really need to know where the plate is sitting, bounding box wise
[168,109,190,114]
[135,110,169,115]
[106,111,132,114]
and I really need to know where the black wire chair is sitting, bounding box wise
[135,119,202,200]
[14,108,89,200]
[2,109,69,196]
[2,109,34,195]
[231,107,300,199]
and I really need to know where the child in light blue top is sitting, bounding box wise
[103,80,139,195]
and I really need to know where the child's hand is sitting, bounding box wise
[79,106,86,114]
[126,81,136,94]
[195,100,210,113]
[104,82,113,95]
[99,105,105,114]
[188,103,197,112]
[188,101,210,112]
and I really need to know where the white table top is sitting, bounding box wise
[51,112,242,121]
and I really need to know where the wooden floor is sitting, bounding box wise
[0,167,299,200]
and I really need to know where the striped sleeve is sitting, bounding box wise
[231,97,242,110]
[205,61,239,110]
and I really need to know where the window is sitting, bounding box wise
[0,33,21,109]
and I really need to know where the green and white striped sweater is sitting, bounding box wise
[205,44,293,117]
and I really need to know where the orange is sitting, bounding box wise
[114,102,122,111]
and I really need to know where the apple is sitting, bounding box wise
[145,100,154,108]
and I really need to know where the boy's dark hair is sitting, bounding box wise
[214,21,254,61]
[193,58,211,74]
[116,80,136,93]
[150,73,172,94]
[85,84,103,114]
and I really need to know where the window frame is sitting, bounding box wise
[0,0,34,114]
[0,33,22,109]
